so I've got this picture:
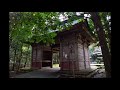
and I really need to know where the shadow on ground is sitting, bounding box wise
[12,67,60,78]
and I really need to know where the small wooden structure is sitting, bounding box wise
[58,22,94,72]
[31,44,52,69]
[31,21,94,72]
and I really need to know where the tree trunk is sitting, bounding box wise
[17,44,23,72]
[24,54,28,68]
[90,12,111,78]
[95,12,111,60]
[12,48,17,71]
[105,22,111,54]
[24,46,30,68]
[101,12,111,53]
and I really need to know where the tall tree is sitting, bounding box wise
[16,43,23,72]
[90,12,111,78]
[99,12,111,53]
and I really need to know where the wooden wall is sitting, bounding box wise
[60,33,79,71]
[60,32,90,71]
[31,44,42,69]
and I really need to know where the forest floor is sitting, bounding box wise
[9,64,106,78]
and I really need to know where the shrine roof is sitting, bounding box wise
[56,21,95,43]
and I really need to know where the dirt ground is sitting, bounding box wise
[10,65,106,78]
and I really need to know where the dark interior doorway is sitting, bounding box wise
[42,51,52,67]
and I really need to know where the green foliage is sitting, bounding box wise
[87,12,111,49]
[99,12,111,52]
[9,12,60,44]
[9,12,86,45]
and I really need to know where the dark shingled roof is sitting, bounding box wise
[56,21,95,44]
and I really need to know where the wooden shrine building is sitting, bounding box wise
[31,21,94,72]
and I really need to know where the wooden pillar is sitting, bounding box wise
[31,43,42,69]
[77,34,86,70]
[82,40,86,69]
[50,48,53,68]
[77,34,90,70]
[60,38,63,71]
[36,44,42,69]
